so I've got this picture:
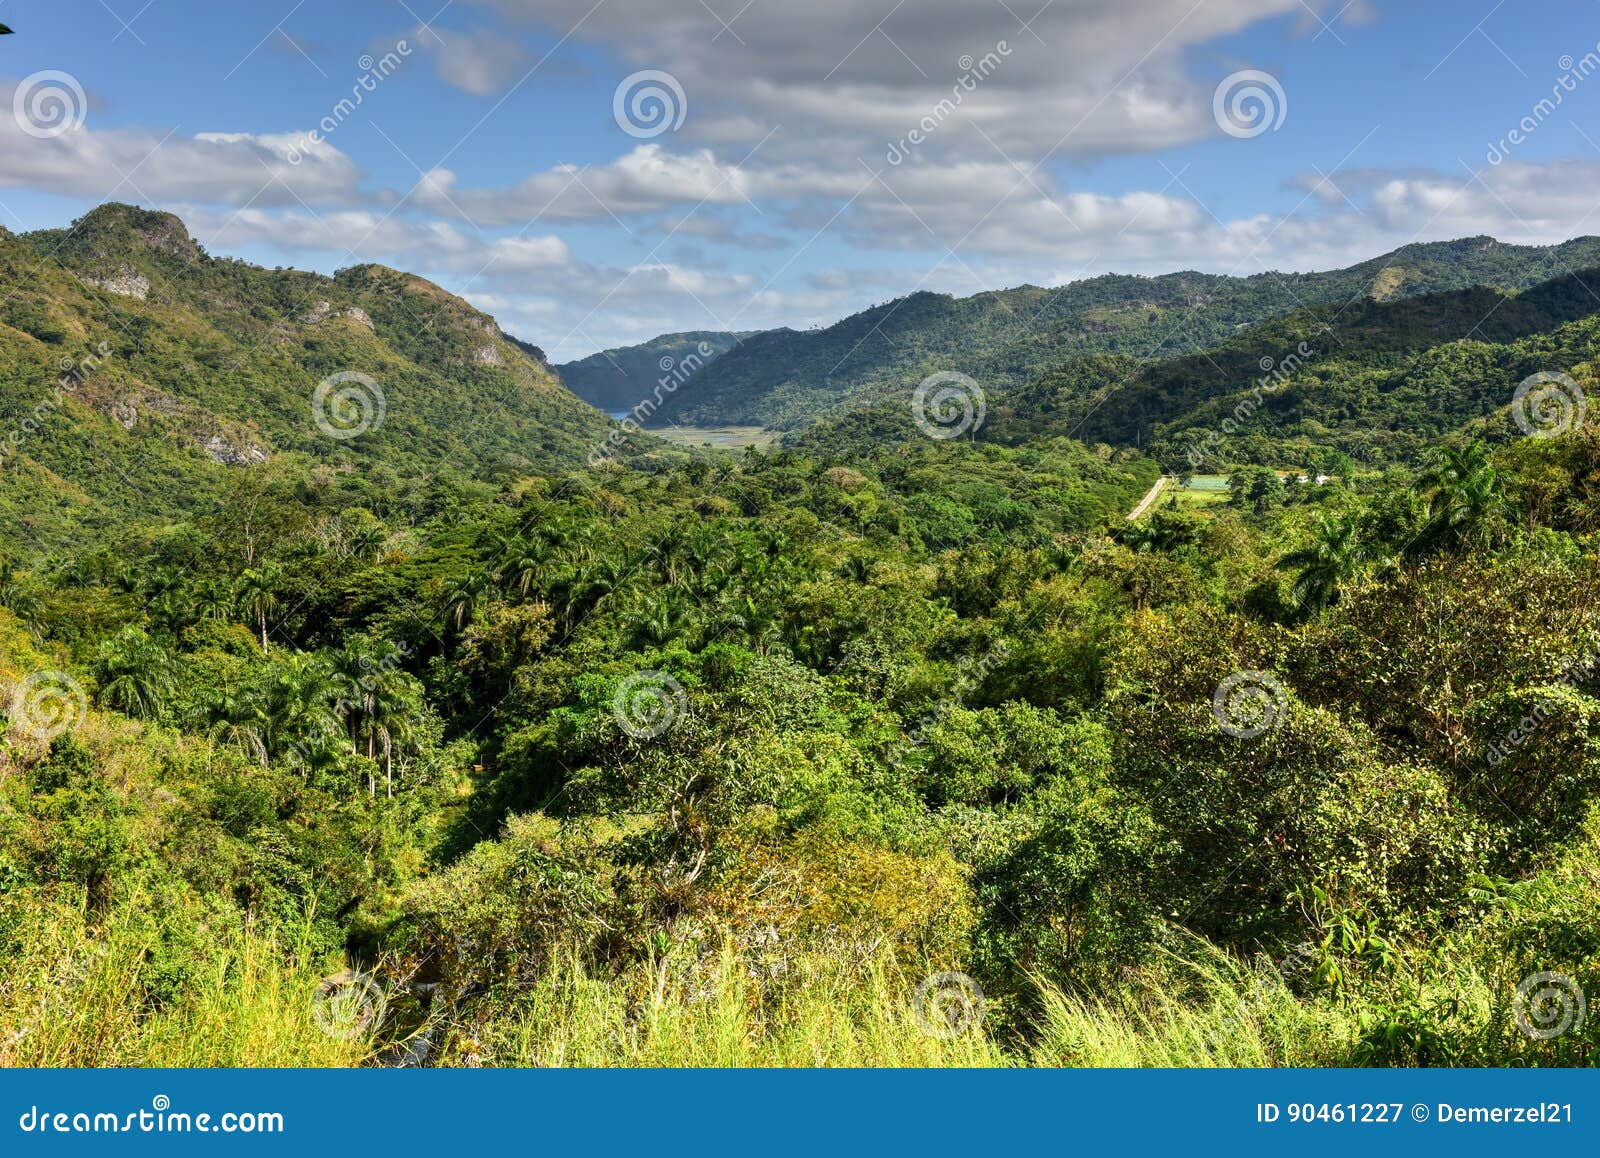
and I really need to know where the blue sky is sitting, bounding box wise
[3,0,1600,359]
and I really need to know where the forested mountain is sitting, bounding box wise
[555,330,761,412]
[0,204,616,553]
[1003,267,1600,468]
[651,236,1600,430]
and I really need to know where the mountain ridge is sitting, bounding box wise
[642,234,1600,430]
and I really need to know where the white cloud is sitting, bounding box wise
[469,0,1308,163]
[411,145,754,225]
[0,85,363,206]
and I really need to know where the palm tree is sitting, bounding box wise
[493,534,545,597]
[263,651,341,775]
[624,593,691,649]
[838,555,874,582]
[1410,441,1503,555]
[350,524,388,562]
[714,593,783,655]
[555,557,624,629]
[443,570,492,631]
[236,567,281,651]
[201,683,270,767]
[94,626,176,720]
[192,577,235,622]
[361,674,422,798]
[1277,514,1366,614]
[327,637,381,747]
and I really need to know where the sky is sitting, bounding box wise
[3,0,1600,361]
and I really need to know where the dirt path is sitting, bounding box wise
[1126,476,1171,521]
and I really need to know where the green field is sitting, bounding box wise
[650,424,778,450]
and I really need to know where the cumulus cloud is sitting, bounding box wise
[0,86,363,206]
[411,145,754,225]
[468,0,1309,162]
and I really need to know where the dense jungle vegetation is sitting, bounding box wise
[4,206,1600,1067]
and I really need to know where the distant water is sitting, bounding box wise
[607,409,632,420]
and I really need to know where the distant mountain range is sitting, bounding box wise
[555,330,760,413]
[593,236,1600,430]
[8,204,1600,559]
[784,262,1600,473]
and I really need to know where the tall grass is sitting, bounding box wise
[1026,942,1358,1067]
[457,949,1008,1068]
[1,903,1580,1068]
[0,896,365,1068]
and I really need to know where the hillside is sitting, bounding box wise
[0,204,615,553]
[555,330,760,412]
[651,236,1600,430]
[1024,267,1600,468]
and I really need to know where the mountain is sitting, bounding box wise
[1001,266,1600,468]
[652,236,1600,430]
[555,330,761,413]
[0,203,614,552]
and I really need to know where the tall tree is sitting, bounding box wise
[1277,514,1366,614]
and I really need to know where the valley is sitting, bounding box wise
[4,204,1600,1069]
